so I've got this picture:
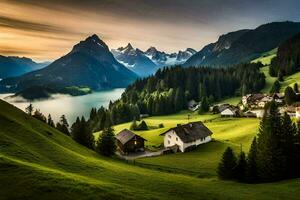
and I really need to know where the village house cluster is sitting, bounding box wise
[211,93,300,118]
[114,92,300,156]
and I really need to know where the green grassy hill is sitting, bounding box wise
[252,48,300,93]
[2,100,300,199]
[97,110,259,177]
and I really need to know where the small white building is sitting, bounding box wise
[296,107,300,119]
[188,100,199,111]
[221,107,239,117]
[249,109,265,118]
[160,121,213,152]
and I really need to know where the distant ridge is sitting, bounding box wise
[0,55,49,79]
[0,34,138,93]
[184,21,300,67]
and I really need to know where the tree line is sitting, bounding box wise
[87,63,265,131]
[269,32,300,77]
[218,101,300,183]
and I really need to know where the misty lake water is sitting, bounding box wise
[0,88,124,124]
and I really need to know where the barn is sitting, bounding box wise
[115,129,147,154]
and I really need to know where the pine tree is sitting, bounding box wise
[284,86,297,105]
[32,109,47,123]
[174,87,184,112]
[270,80,280,94]
[25,103,34,116]
[246,137,258,182]
[294,83,299,93]
[217,147,237,180]
[278,70,284,82]
[71,117,81,142]
[47,114,55,127]
[137,120,148,130]
[104,112,112,128]
[56,115,70,135]
[95,126,116,156]
[71,117,94,149]
[256,101,286,182]
[281,112,297,177]
[198,82,207,101]
[198,96,209,114]
[295,120,300,177]
[234,151,247,181]
[80,116,94,149]
[130,119,138,130]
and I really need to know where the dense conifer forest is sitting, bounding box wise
[87,63,265,131]
[270,33,300,77]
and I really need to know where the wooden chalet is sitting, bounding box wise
[115,129,147,154]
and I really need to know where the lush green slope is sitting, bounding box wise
[251,48,277,93]
[252,48,300,93]
[2,101,300,199]
[103,112,259,176]
[184,22,300,67]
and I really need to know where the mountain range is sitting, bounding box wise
[0,35,137,93]
[184,21,300,67]
[0,56,50,79]
[111,44,159,77]
[1,21,300,98]
[112,44,196,76]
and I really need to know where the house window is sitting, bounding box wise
[168,135,171,139]
[168,140,170,144]
[176,137,178,141]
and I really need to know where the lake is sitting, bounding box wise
[0,88,124,124]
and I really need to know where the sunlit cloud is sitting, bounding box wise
[0,0,299,61]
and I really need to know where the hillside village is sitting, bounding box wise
[110,85,300,158]
[1,9,300,199]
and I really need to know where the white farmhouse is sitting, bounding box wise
[160,121,213,152]
[221,107,239,117]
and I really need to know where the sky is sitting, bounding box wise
[0,0,300,62]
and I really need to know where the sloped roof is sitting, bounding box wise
[115,129,146,145]
[221,106,239,114]
[160,121,213,143]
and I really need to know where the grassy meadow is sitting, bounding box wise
[3,49,300,199]
[2,99,300,200]
[253,48,300,93]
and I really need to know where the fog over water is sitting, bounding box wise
[0,88,124,124]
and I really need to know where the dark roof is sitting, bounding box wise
[115,129,146,145]
[160,121,213,143]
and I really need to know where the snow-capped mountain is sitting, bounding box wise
[112,43,158,77]
[112,45,196,76]
[145,47,196,67]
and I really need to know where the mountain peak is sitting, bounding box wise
[146,47,159,56]
[126,43,133,50]
[84,34,107,46]
[71,34,109,55]
[147,46,157,52]
[118,43,134,51]
[88,34,101,42]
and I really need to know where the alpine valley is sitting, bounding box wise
[2,0,300,199]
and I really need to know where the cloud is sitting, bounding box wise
[0,0,299,61]
[0,15,81,37]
